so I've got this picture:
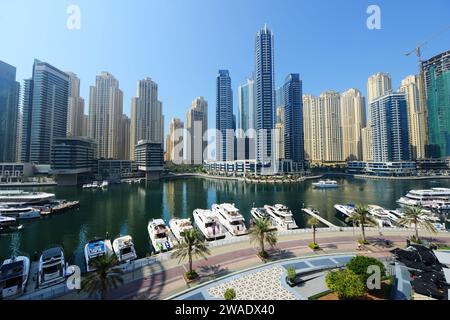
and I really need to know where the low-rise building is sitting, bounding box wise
[347,161,417,176]
[0,163,34,183]
[135,140,164,180]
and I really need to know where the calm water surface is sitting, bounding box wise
[1,177,449,268]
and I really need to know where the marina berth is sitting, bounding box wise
[147,219,174,253]
[193,209,226,240]
[0,256,30,299]
[112,235,137,262]
[84,238,113,272]
[312,179,339,189]
[0,190,55,204]
[169,218,194,241]
[264,204,298,230]
[38,247,67,289]
[211,203,247,236]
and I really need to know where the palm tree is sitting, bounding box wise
[81,254,124,300]
[171,228,210,279]
[398,205,437,240]
[307,216,320,246]
[248,218,278,258]
[345,204,377,243]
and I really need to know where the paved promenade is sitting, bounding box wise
[59,229,450,300]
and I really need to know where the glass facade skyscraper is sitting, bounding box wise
[255,25,275,163]
[21,60,69,164]
[422,50,450,158]
[216,70,234,161]
[282,73,305,165]
[369,92,410,162]
[0,60,20,162]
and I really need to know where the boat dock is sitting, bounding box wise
[302,208,339,229]
[24,260,40,294]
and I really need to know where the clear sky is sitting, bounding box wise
[1,0,450,136]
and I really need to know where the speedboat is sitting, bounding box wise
[211,203,247,236]
[367,205,394,228]
[84,238,113,272]
[250,207,272,221]
[147,219,174,254]
[312,180,339,189]
[82,183,93,189]
[0,190,55,204]
[38,247,67,289]
[0,206,40,220]
[334,204,355,218]
[264,204,298,230]
[193,209,226,240]
[169,218,194,241]
[100,181,109,188]
[0,256,30,299]
[112,235,137,262]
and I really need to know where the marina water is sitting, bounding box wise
[1,177,449,270]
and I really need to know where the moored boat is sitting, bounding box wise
[264,204,298,230]
[112,235,137,262]
[193,209,226,240]
[84,238,113,272]
[169,218,194,241]
[211,203,247,236]
[312,180,339,189]
[147,219,174,254]
[0,255,30,299]
[0,190,55,204]
[38,247,67,288]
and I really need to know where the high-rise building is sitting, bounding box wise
[340,88,366,161]
[185,97,208,165]
[81,114,89,137]
[367,72,392,103]
[21,60,69,164]
[88,72,123,159]
[274,106,284,160]
[130,77,163,160]
[237,78,255,136]
[119,114,130,160]
[361,127,373,162]
[302,94,322,163]
[422,50,450,158]
[370,92,410,162]
[399,75,427,159]
[165,118,184,164]
[216,70,234,161]
[0,60,20,162]
[320,90,343,162]
[66,72,85,137]
[255,25,275,163]
[282,74,304,166]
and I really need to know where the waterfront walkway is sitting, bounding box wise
[56,229,450,300]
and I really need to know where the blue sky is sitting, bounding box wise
[1,0,450,136]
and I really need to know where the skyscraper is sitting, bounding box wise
[0,60,20,162]
[216,70,234,161]
[367,72,392,103]
[119,114,130,160]
[21,60,69,164]
[320,90,343,162]
[255,25,275,163]
[340,88,366,161]
[66,72,85,137]
[422,50,450,158]
[302,94,322,163]
[237,78,255,136]
[399,75,427,159]
[88,72,123,159]
[370,92,410,162]
[130,77,163,160]
[185,97,208,165]
[282,74,304,166]
[166,118,184,164]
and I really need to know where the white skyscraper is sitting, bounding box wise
[320,90,343,162]
[130,77,163,160]
[340,88,366,161]
[367,72,392,103]
[184,96,208,165]
[88,72,123,159]
[66,72,85,137]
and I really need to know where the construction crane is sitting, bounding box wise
[405,24,450,67]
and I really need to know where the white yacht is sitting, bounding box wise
[264,204,298,230]
[334,204,355,218]
[38,247,67,289]
[250,207,272,221]
[147,219,174,254]
[211,203,247,236]
[0,190,55,204]
[84,238,113,272]
[0,256,30,299]
[0,216,20,232]
[169,218,194,241]
[0,206,40,220]
[397,188,450,210]
[193,209,226,240]
[312,180,339,189]
[367,205,395,228]
[112,235,137,262]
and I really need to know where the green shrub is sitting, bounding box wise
[286,266,297,282]
[224,288,236,300]
[346,256,386,284]
[185,270,198,280]
[308,242,320,250]
[326,269,366,299]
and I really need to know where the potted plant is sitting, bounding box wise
[285,266,299,287]
[224,288,236,300]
